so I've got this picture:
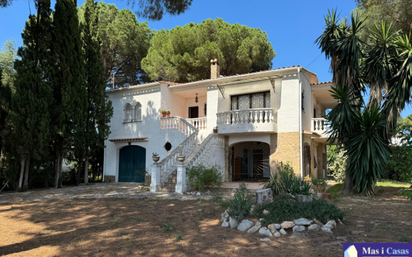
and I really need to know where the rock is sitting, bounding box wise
[191,192,197,196]
[259,218,265,222]
[196,192,201,196]
[203,190,211,195]
[258,227,273,237]
[281,221,295,229]
[308,224,320,231]
[254,188,273,205]
[260,238,271,242]
[321,226,333,233]
[250,205,255,215]
[229,217,238,229]
[221,210,229,222]
[293,218,313,226]
[274,224,281,230]
[338,219,344,225]
[313,219,324,227]
[247,222,262,234]
[292,225,305,232]
[267,224,278,234]
[237,219,254,231]
[262,209,270,215]
[221,220,229,227]
[274,231,281,237]
[279,228,287,235]
[325,220,337,229]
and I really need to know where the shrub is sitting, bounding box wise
[311,178,327,193]
[227,182,255,220]
[253,194,346,225]
[327,145,347,182]
[264,162,312,195]
[186,164,224,193]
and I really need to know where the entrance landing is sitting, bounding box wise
[223,182,264,190]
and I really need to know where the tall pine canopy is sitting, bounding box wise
[142,18,276,83]
[80,0,113,185]
[7,0,53,191]
[51,0,86,188]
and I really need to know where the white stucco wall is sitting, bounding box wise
[301,74,313,131]
[277,74,300,133]
[228,133,271,147]
[104,86,187,181]
[160,84,186,118]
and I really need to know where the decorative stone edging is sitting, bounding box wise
[220,209,342,241]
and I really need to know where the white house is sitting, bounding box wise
[103,59,338,191]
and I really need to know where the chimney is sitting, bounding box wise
[210,59,220,79]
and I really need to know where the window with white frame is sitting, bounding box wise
[134,102,142,121]
[123,102,142,122]
[124,103,133,122]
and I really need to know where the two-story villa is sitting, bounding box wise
[103,59,337,191]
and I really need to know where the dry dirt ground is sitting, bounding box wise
[1,187,411,257]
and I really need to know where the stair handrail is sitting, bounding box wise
[160,116,198,137]
[159,131,199,183]
[185,134,224,168]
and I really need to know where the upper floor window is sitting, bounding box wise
[231,91,270,110]
[123,102,142,123]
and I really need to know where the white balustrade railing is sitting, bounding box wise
[186,117,207,130]
[216,108,275,125]
[159,132,199,183]
[185,134,224,168]
[311,118,330,136]
[160,116,197,137]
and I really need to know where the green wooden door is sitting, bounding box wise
[119,146,146,182]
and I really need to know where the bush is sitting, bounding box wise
[311,178,327,193]
[186,164,224,192]
[264,162,312,195]
[227,182,255,220]
[253,194,346,225]
[327,145,346,182]
[386,125,412,182]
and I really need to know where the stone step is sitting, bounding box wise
[164,182,176,187]
[167,178,177,183]
[161,187,175,192]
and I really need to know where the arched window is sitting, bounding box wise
[134,102,142,121]
[124,103,133,122]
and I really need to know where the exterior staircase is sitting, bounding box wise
[158,116,225,192]
[161,171,177,192]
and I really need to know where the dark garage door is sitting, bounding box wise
[119,146,146,182]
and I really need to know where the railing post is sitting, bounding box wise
[176,164,187,194]
[150,164,161,192]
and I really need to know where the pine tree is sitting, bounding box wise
[51,0,86,188]
[82,0,113,184]
[0,66,12,158]
[7,0,53,191]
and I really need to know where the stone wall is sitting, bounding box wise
[269,132,301,176]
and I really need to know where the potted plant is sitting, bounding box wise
[312,178,327,199]
[166,110,171,117]
[160,109,168,117]
[213,126,218,133]
[152,152,160,163]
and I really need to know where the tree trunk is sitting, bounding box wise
[58,151,63,188]
[84,151,89,185]
[55,149,63,188]
[341,170,354,194]
[18,158,25,191]
[76,158,81,186]
[23,156,30,191]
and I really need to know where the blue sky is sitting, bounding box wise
[1,0,411,117]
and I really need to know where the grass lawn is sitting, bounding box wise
[1,184,412,256]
